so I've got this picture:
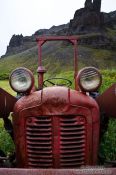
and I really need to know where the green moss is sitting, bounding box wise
[82,47,116,69]
[100,69,116,92]
[0,80,16,96]
[106,28,116,38]
[0,127,15,155]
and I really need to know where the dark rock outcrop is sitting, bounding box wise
[103,11,116,26]
[78,33,116,50]
[85,0,93,10]
[6,35,35,56]
[67,0,116,50]
[68,0,104,35]
[93,0,101,12]
[34,24,69,36]
[9,34,24,47]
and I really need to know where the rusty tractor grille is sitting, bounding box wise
[26,116,52,168]
[60,116,86,168]
[26,115,86,168]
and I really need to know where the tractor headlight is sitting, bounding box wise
[77,67,102,92]
[9,67,34,93]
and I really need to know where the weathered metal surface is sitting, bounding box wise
[0,168,115,175]
[96,83,116,118]
[13,86,100,168]
[0,88,17,118]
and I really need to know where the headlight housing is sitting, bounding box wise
[77,67,102,92]
[9,67,34,93]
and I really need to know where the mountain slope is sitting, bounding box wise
[0,40,116,80]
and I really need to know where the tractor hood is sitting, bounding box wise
[13,86,99,117]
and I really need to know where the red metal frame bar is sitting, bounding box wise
[36,36,78,90]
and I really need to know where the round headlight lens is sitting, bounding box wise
[77,67,102,92]
[9,67,34,93]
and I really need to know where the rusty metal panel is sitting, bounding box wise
[13,87,99,167]
[96,83,116,118]
[0,168,115,175]
[0,88,17,118]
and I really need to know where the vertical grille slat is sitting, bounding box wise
[60,116,86,168]
[26,116,53,168]
[26,115,86,168]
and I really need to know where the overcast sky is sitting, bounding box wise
[0,0,116,57]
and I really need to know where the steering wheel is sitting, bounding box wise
[43,78,72,87]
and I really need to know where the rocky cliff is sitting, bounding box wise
[68,0,103,34]
[6,34,35,56]
[4,0,116,57]
[4,24,69,57]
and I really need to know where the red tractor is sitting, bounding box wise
[0,36,116,174]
